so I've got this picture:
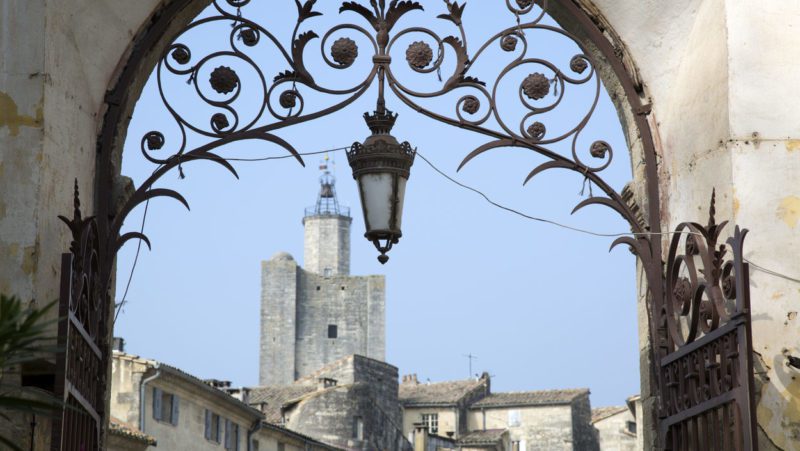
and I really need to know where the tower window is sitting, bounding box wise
[328,325,338,339]
[324,268,332,277]
[353,416,364,439]
[316,286,321,291]
[341,286,346,291]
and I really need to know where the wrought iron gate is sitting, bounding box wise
[51,183,109,450]
[657,194,758,450]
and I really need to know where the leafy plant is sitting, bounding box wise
[0,295,62,451]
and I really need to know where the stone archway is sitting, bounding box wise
[86,1,665,449]
[41,1,762,450]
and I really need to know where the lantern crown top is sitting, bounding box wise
[364,109,398,135]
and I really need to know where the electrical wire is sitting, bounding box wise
[114,144,800,322]
[112,146,354,323]
[745,260,800,284]
[415,151,800,285]
[415,151,695,239]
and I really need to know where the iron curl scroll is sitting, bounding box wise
[115,0,647,257]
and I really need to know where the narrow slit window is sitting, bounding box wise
[328,324,338,339]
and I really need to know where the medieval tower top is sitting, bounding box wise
[302,156,353,276]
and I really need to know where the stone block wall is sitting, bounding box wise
[295,270,385,379]
[288,355,409,451]
[303,214,352,276]
[571,393,598,451]
[260,254,299,386]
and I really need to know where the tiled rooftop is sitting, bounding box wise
[399,378,487,406]
[248,385,317,422]
[458,429,507,446]
[109,417,157,445]
[469,388,589,408]
[591,405,629,423]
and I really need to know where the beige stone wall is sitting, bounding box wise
[593,410,637,451]
[402,407,459,440]
[466,406,574,451]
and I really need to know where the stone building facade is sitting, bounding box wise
[250,354,411,451]
[400,374,597,451]
[110,350,343,451]
[591,405,637,451]
[260,171,385,386]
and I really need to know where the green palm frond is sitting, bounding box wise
[0,295,63,449]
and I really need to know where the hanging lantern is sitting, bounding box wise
[347,109,416,264]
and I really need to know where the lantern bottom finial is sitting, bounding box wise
[371,236,398,265]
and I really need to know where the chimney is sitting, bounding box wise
[413,423,429,451]
[401,374,419,384]
[318,377,338,389]
[112,337,125,352]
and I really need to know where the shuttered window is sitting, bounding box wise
[152,387,179,426]
[205,410,221,443]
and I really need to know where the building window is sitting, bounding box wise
[353,416,364,439]
[205,410,222,443]
[421,413,438,434]
[328,324,338,339]
[626,420,637,434]
[508,409,521,427]
[224,420,240,450]
[152,387,179,425]
[316,285,321,291]
[324,268,332,277]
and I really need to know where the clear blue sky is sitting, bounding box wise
[115,1,639,408]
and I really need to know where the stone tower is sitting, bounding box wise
[259,161,386,386]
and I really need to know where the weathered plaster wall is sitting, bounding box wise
[581,0,800,448]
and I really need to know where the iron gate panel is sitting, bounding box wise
[51,184,108,451]
[658,196,757,450]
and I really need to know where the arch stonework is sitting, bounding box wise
[1,0,798,449]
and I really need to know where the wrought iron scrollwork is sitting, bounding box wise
[657,191,757,450]
[122,0,640,253]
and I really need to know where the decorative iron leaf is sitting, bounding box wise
[340,1,379,30]
[274,70,299,83]
[385,0,424,31]
[442,36,469,90]
[461,75,486,86]
[292,31,319,83]
[522,160,573,185]
[458,139,514,171]
[295,0,322,22]
[437,0,466,26]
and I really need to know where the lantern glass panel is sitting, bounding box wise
[359,173,394,232]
